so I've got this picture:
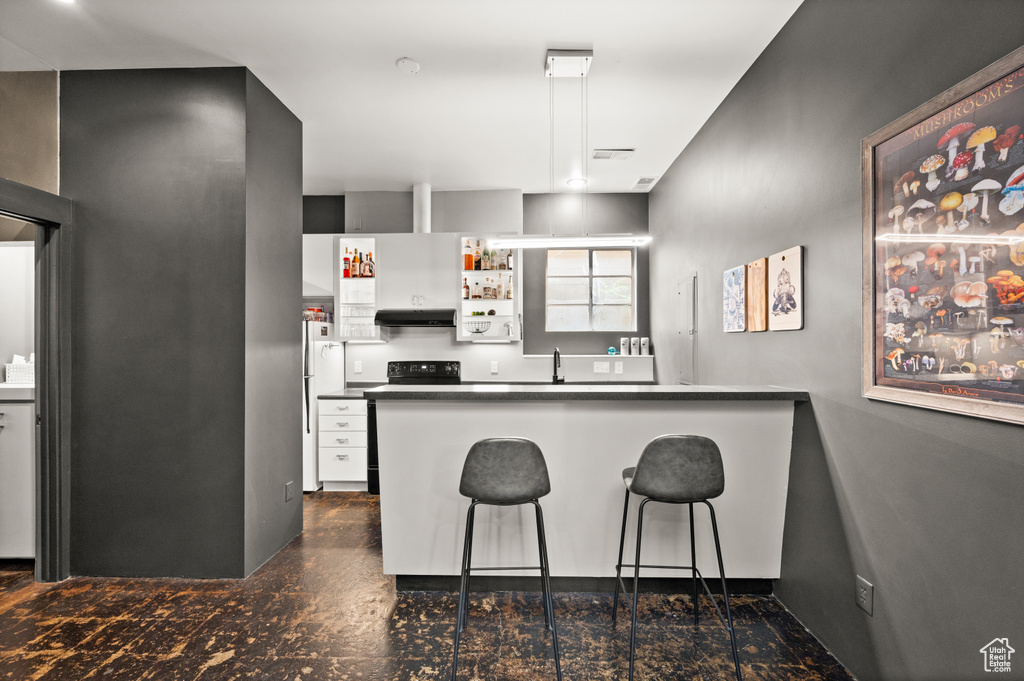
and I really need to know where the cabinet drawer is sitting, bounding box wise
[318,431,368,447]
[319,400,367,416]
[319,447,368,481]
[317,415,367,432]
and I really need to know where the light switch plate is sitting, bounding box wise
[354,360,363,374]
[491,361,499,374]
[594,361,610,374]
[614,361,623,374]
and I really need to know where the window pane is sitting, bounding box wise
[593,277,632,304]
[547,249,589,276]
[593,305,633,331]
[547,277,589,304]
[547,305,590,331]
[592,250,632,276]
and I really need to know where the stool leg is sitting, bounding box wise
[533,501,562,681]
[628,498,650,681]
[460,503,477,631]
[705,501,741,681]
[452,502,477,681]
[689,502,699,626]
[612,487,630,624]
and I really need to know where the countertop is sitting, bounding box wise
[366,383,808,401]
[0,383,35,401]
[319,387,382,399]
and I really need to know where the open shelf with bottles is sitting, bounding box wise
[336,237,388,342]
[457,237,520,342]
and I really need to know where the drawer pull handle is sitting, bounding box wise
[336,422,349,427]
[336,406,350,411]
[336,438,349,444]
[336,453,349,460]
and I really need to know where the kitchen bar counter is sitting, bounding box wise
[367,383,807,401]
[374,384,805,585]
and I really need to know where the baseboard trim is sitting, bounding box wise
[396,574,772,595]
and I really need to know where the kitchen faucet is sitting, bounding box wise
[552,347,564,384]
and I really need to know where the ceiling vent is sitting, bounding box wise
[630,176,659,191]
[592,148,634,160]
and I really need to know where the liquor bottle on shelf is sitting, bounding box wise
[472,279,482,299]
[473,241,481,270]
[498,249,507,270]
[506,276,512,300]
[483,277,494,299]
[463,240,473,271]
[463,278,469,300]
[507,249,514,271]
[343,249,351,278]
[496,278,504,299]
[351,251,361,278]
[482,246,490,270]
[362,252,374,278]
[490,247,498,270]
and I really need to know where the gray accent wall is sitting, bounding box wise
[243,70,303,575]
[523,193,649,355]
[648,2,1024,679]
[61,67,302,578]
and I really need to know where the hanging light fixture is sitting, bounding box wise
[498,49,651,250]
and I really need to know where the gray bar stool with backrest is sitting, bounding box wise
[612,434,742,681]
[451,437,562,680]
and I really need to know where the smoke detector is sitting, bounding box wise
[396,57,420,75]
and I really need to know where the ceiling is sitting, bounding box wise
[0,0,803,195]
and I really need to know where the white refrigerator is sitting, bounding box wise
[303,321,344,491]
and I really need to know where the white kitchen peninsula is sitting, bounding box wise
[370,384,808,583]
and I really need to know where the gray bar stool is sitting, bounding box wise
[612,434,741,681]
[451,437,562,680]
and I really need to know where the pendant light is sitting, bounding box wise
[495,49,651,250]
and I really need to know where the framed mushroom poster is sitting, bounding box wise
[723,265,746,332]
[862,44,1024,424]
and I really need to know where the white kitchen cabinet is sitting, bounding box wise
[0,402,35,558]
[376,233,458,309]
[318,398,368,489]
[302,234,338,297]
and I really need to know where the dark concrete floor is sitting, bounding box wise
[0,493,854,680]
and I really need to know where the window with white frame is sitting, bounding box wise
[545,249,636,331]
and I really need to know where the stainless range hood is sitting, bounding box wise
[374,308,457,328]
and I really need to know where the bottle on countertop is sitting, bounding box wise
[342,249,351,278]
[473,241,481,270]
[462,277,469,300]
[463,240,473,271]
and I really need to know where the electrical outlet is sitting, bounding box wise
[614,361,623,374]
[594,361,610,374]
[491,361,499,374]
[285,481,295,502]
[354,360,363,374]
[856,575,873,616]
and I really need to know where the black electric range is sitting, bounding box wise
[386,360,462,385]
[367,361,461,494]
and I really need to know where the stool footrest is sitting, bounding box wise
[467,565,543,572]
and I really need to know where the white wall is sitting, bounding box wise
[345,327,653,383]
[0,244,33,377]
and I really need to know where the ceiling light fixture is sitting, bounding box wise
[566,178,587,188]
[876,233,1024,245]
[395,57,420,75]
